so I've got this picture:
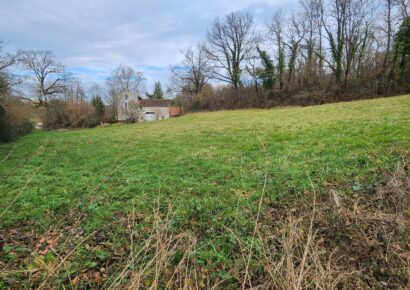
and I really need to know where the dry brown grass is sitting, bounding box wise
[103,202,200,290]
[247,159,410,290]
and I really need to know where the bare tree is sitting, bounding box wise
[245,53,263,99]
[337,0,373,93]
[0,42,15,96]
[320,0,349,94]
[63,78,86,103]
[171,44,211,96]
[205,12,259,94]
[299,0,323,89]
[284,13,306,86]
[267,11,286,90]
[19,50,65,105]
[106,65,145,120]
[107,65,144,96]
[397,0,409,18]
[87,84,105,100]
[106,86,120,121]
[0,41,19,72]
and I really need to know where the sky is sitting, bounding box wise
[0,0,298,93]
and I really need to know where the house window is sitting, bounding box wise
[124,95,129,109]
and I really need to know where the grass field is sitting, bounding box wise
[1,95,409,288]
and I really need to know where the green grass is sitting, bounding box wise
[1,95,409,287]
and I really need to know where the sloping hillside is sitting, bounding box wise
[1,96,409,289]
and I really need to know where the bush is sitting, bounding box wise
[64,101,99,129]
[0,95,34,143]
[102,106,114,123]
[43,100,102,130]
[43,99,69,129]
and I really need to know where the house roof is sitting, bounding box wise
[139,99,172,107]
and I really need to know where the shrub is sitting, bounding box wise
[102,106,114,123]
[0,95,34,143]
[43,99,69,130]
[43,100,102,130]
[64,101,99,129]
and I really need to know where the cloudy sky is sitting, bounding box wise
[0,0,297,92]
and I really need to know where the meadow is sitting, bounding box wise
[1,95,409,289]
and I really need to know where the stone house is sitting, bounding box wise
[117,91,137,121]
[138,99,172,121]
[116,90,181,122]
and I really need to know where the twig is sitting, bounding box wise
[242,144,269,290]
[295,173,317,290]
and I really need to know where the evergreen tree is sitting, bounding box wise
[256,47,276,90]
[152,81,164,99]
[91,95,105,115]
[394,16,410,84]
[145,81,164,99]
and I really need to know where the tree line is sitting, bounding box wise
[0,44,167,139]
[171,0,410,111]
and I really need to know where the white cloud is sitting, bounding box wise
[0,0,297,91]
